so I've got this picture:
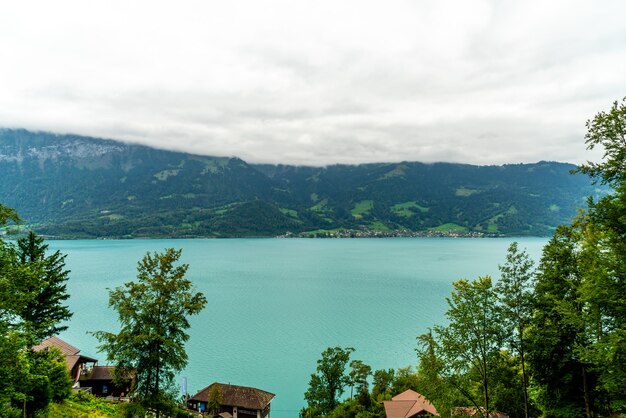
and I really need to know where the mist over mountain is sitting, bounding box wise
[0,129,603,238]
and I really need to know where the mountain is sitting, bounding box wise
[0,129,604,238]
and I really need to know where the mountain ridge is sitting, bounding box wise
[0,129,603,238]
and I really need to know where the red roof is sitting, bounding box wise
[32,336,97,369]
[384,389,439,417]
[33,336,81,356]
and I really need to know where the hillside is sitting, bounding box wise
[0,129,604,238]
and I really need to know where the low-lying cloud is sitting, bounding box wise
[0,0,623,166]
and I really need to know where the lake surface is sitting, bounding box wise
[50,237,548,417]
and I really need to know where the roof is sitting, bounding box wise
[80,366,115,381]
[79,365,136,381]
[190,382,275,410]
[33,336,81,356]
[384,389,439,417]
[33,336,98,369]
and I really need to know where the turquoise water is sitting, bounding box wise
[49,237,548,417]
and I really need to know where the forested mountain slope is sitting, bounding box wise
[0,129,603,238]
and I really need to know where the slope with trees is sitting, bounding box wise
[0,129,603,238]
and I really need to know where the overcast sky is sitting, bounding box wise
[1,1,625,166]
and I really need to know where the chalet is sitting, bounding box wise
[383,389,439,417]
[33,336,97,384]
[187,382,275,418]
[32,336,134,397]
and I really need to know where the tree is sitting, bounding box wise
[526,226,591,418]
[93,248,207,417]
[302,346,354,417]
[371,368,395,401]
[0,205,73,416]
[206,385,222,417]
[348,359,371,400]
[15,231,72,343]
[494,242,535,418]
[576,96,626,186]
[0,203,19,227]
[433,276,503,418]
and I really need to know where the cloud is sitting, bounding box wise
[0,0,623,166]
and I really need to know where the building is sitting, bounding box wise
[33,336,134,397]
[383,389,439,417]
[78,365,134,397]
[33,336,98,384]
[187,382,275,418]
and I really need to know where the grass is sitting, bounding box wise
[391,201,429,217]
[310,199,329,212]
[351,200,373,218]
[380,165,407,179]
[49,392,121,417]
[153,169,181,181]
[368,221,390,231]
[280,208,299,218]
[455,187,479,197]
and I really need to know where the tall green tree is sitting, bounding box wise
[0,205,73,416]
[527,226,592,418]
[302,346,354,417]
[348,359,371,401]
[93,248,207,418]
[494,242,535,418]
[433,276,503,418]
[15,231,72,343]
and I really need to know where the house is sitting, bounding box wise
[33,336,134,397]
[451,407,509,418]
[187,382,275,418]
[383,389,439,417]
[33,336,98,384]
[78,365,134,397]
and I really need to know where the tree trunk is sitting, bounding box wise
[582,366,591,418]
[519,326,529,418]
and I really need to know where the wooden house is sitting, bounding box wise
[187,382,275,418]
[33,336,134,397]
[33,336,97,384]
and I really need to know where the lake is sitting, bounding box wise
[49,237,548,417]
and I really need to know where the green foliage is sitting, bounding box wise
[206,385,222,416]
[16,231,72,343]
[370,369,394,401]
[302,347,355,417]
[0,205,73,416]
[0,203,20,226]
[348,360,371,401]
[93,248,207,417]
[495,242,535,418]
[576,97,626,185]
[434,277,503,415]
[49,391,123,417]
